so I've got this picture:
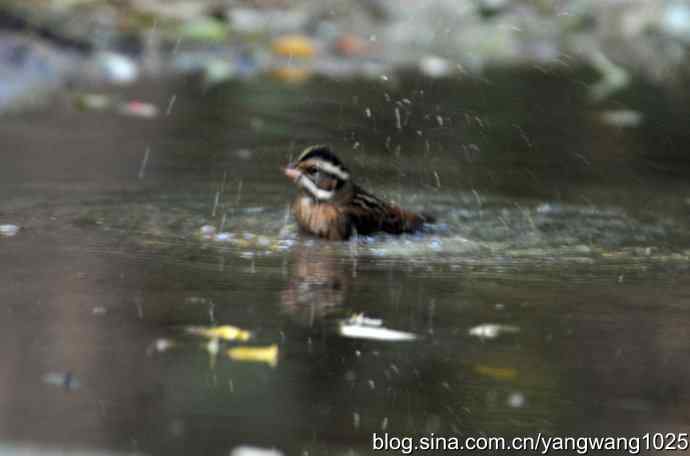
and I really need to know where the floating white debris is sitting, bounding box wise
[214,232,234,242]
[340,314,418,341]
[599,110,643,127]
[200,225,216,238]
[150,338,175,354]
[348,313,383,327]
[468,323,520,340]
[276,239,295,250]
[42,372,80,390]
[507,392,526,408]
[230,446,284,456]
[536,203,559,214]
[0,224,19,237]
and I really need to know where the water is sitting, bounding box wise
[1,68,690,455]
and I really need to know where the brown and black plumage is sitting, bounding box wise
[284,145,432,240]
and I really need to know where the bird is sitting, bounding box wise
[283,145,432,240]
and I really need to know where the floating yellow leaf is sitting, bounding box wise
[185,325,252,342]
[474,365,518,381]
[227,345,278,368]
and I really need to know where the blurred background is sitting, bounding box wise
[3,0,690,106]
[1,1,690,455]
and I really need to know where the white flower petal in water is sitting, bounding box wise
[508,392,526,408]
[340,324,418,342]
[468,323,520,340]
[230,446,284,456]
[347,313,383,327]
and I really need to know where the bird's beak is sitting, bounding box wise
[284,164,302,182]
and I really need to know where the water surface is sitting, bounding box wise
[1,68,690,455]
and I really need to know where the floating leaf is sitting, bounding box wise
[185,325,252,342]
[227,345,278,367]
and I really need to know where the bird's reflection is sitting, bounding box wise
[280,244,353,327]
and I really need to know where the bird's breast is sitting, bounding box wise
[292,196,349,240]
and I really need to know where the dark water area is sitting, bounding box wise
[1,67,690,455]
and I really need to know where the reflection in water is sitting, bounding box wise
[280,245,352,327]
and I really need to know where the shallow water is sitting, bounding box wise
[1,68,690,455]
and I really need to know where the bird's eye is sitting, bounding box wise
[306,166,317,174]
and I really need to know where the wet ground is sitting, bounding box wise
[1,68,690,455]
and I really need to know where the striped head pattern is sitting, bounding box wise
[284,145,351,201]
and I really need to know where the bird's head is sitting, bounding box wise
[284,145,351,201]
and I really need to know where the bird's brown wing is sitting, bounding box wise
[346,186,427,236]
